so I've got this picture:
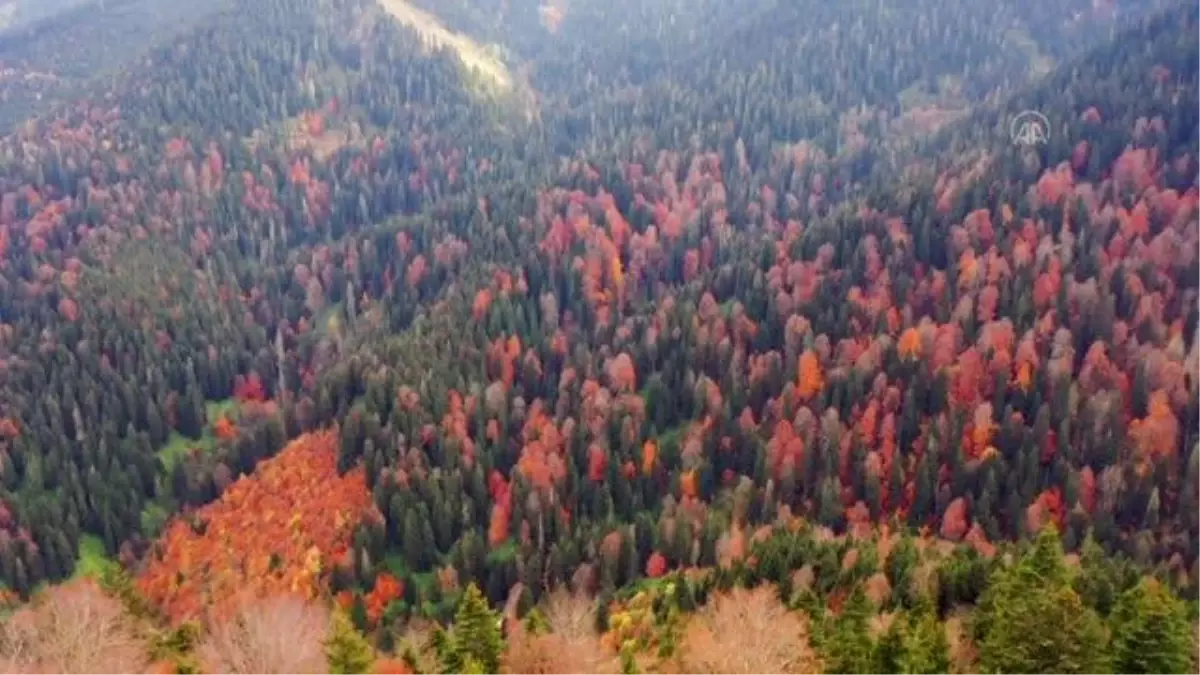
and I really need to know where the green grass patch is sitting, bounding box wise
[206,398,238,420]
[140,501,171,538]
[73,534,118,581]
[485,540,517,566]
[146,398,237,536]
[155,399,238,473]
[157,431,217,474]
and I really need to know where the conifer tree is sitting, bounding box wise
[977,527,1111,673]
[1110,578,1194,674]
[1074,533,1139,616]
[326,609,375,674]
[892,598,945,672]
[432,583,504,674]
[979,584,1110,674]
[821,585,879,674]
[876,598,951,674]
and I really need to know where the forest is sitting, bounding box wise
[0,0,1196,672]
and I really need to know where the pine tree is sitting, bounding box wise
[977,527,1111,673]
[886,533,920,608]
[433,583,504,674]
[1110,578,1194,674]
[979,584,1110,674]
[975,525,1061,638]
[878,599,951,674]
[822,585,879,674]
[1074,532,1139,616]
[403,511,427,570]
[326,609,375,674]
[350,593,370,632]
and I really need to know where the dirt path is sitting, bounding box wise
[375,0,513,93]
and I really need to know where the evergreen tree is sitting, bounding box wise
[1109,578,1194,674]
[1074,533,1139,616]
[350,593,370,632]
[876,599,952,674]
[326,609,375,674]
[977,528,1111,673]
[821,585,879,674]
[979,584,1111,674]
[433,583,504,675]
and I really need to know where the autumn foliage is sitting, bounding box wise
[213,415,237,441]
[797,350,824,401]
[364,572,405,626]
[137,430,373,624]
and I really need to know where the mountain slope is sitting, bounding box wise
[0,3,1194,670]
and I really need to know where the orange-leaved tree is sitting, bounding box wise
[137,430,373,624]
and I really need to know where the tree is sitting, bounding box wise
[820,585,878,674]
[0,579,148,674]
[976,529,1111,673]
[433,583,504,674]
[678,585,820,674]
[978,584,1110,674]
[137,431,372,623]
[1109,578,1194,674]
[886,534,920,607]
[1074,533,1139,616]
[326,609,375,674]
[197,595,330,674]
[875,599,951,674]
[797,350,824,401]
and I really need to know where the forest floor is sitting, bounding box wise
[374,0,513,94]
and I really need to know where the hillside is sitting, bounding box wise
[0,0,1195,672]
[0,0,228,129]
[0,0,86,31]
[374,0,513,94]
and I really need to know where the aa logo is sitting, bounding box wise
[1010,110,1050,147]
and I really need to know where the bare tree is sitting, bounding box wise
[0,579,148,674]
[502,589,618,674]
[196,595,330,674]
[678,585,821,674]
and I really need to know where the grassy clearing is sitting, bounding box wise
[486,540,517,565]
[156,431,216,473]
[155,399,238,473]
[147,398,239,533]
[72,534,118,581]
[384,553,410,577]
[207,398,239,419]
[656,426,685,449]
